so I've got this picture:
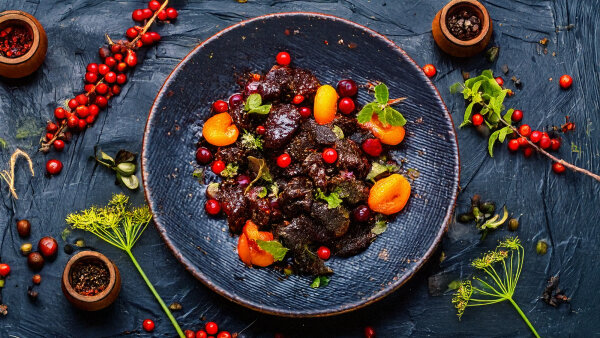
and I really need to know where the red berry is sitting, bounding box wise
[126,50,138,67]
[364,326,376,338]
[117,62,127,72]
[338,97,355,114]
[76,94,88,106]
[523,146,533,158]
[211,160,226,174]
[47,122,58,133]
[196,147,212,164]
[550,138,561,151]
[142,319,155,332]
[105,72,117,84]
[105,56,117,68]
[67,115,79,129]
[84,84,95,93]
[98,64,110,75]
[38,236,58,259]
[212,100,228,113]
[54,139,65,152]
[149,31,161,42]
[353,205,371,222]
[113,53,123,62]
[539,136,551,149]
[517,136,528,147]
[256,125,266,135]
[95,95,108,109]
[86,63,98,73]
[362,138,382,157]
[216,332,231,338]
[45,133,54,141]
[422,64,436,77]
[495,76,504,87]
[322,148,338,163]
[142,8,153,19]
[511,109,523,122]
[205,322,218,335]
[148,0,161,11]
[299,107,312,118]
[559,74,572,89]
[471,113,484,126]
[236,174,251,187]
[68,98,78,109]
[46,159,63,175]
[507,139,520,151]
[111,85,121,95]
[132,9,145,22]
[88,104,99,116]
[185,330,195,338]
[196,331,208,338]
[141,33,154,45]
[116,73,127,85]
[317,246,331,260]
[78,119,87,130]
[86,115,96,124]
[96,83,109,95]
[157,10,168,21]
[530,130,542,143]
[205,199,221,215]
[126,27,139,40]
[110,44,120,54]
[54,107,67,119]
[0,263,10,277]
[228,93,243,107]
[292,95,304,105]
[518,124,531,137]
[277,153,292,168]
[166,7,178,19]
[276,51,291,66]
[337,79,358,97]
[76,105,89,118]
[552,162,566,174]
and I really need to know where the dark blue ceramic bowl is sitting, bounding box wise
[142,12,459,317]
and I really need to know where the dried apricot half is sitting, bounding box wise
[313,84,339,125]
[202,112,239,146]
[361,115,405,145]
[368,174,411,215]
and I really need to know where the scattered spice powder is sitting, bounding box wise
[70,261,110,296]
[0,25,33,58]
[446,9,481,40]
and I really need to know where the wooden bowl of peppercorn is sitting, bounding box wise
[0,10,48,79]
[431,0,492,57]
[61,251,121,311]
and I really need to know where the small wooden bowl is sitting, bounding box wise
[61,251,121,311]
[431,0,492,57]
[0,10,48,78]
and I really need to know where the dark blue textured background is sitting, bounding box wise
[1,0,598,337]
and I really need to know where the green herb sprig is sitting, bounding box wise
[256,240,288,261]
[357,83,407,126]
[241,130,263,150]
[244,93,272,115]
[452,237,539,337]
[66,194,184,337]
[94,148,139,190]
[315,188,343,209]
[310,275,330,288]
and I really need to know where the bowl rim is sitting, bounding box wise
[141,11,460,317]
[62,250,118,303]
[439,0,491,46]
[0,11,41,65]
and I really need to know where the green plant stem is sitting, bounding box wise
[508,298,540,338]
[126,249,184,338]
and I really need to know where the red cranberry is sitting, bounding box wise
[559,74,572,89]
[205,199,221,215]
[552,162,566,174]
[337,79,358,97]
[116,73,127,84]
[89,104,100,116]
[148,0,161,11]
[507,139,520,151]
[205,322,218,335]
[364,326,376,338]
[216,332,231,338]
[84,71,97,83]
[212,100,228,113]
[211,160,226,174]
[362,138,382,157]
[142,319,155,332]
[422,64,436,77]
[95,95,108,108]
[54,140,65,152]
[86,115,96,124]
[518,124,531,137]
[46,159,63,175]
[523,147,533,158]
[117,62,127,72]
[276,51,291,66]
[67,115,79,129]
[196,147,212,164]
[54,107,67,119]
[86,63,98,73]
[132,9,145,22]
[338,97,355,114]
[47,122,58,133]
[38,236,58,259]
[166,8,178,19]
[141,33,154,45]
[157,10,168,21]
[317,246,331,260]
[236,175,251,187]
[105,72,117,83]
[530,130,542,143]
[539,136,551,149]
[277,153,292,168]
[353,205,371,222]
[322,148,338,164]
[495,76,504,87]
[126,27,139,40]
[76,94,88,106]
[76,105,89,118]
[98,64,110,75]
[550,138,561,151]
[256,125,266,135]
[45,133,54,141]
[511,109,523,122]
[292,95,304,105]
[149,31,161,42]
[111,85,121,95]
[471,113,483,126]
[228,93,243,107]
[0,263,10,277]
[68,98,78,109]
[299,107,312,118]
[141,8,153,19]
[184,330,195,338]
[78,119,87,130]
[96,83,109,95]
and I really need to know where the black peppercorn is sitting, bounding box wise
[64,244,74,255]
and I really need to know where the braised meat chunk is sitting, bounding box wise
[263,104,301,149]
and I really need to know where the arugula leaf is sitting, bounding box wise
[371,219,388,235]
[374,83,389,104]
[357,102,377,124]
[315,188,343,209]
[366,162,398,181]
[310,275,330,288]
[248,104,271,115]
[256,240,288,261]
[219,163,239,178]
[245,93,262,111]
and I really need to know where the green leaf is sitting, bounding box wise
[503,108,515,124]
[310,275,330,288]
[460,102,476,128]
[248,104,272,115]
[315,188,343,209]
[383,107,406,127]
[374,83,389,104]
[246,156,271,193]
[481,70,494,79]
[96,149,116,167]
[462,87,472,99]
[371,219,388,235]
[465,75,487,89]
[241,130,263,150]
[366,162,398,181]
[256,240,289,261]
[357,102,376,124]
[449,82,463,94]
[220,163,239,178]
[116,162,136,176]
[488,130,501,157]
[117,173,139,190]
[498,126,513,143]
[245,93,262,111]
[257,186,268,198]
[332,125,344,139]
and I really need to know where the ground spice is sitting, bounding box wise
[0,25,33,58]
[70,261,110,296]
[446,9,481,41]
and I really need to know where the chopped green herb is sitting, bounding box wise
[331,125,344,139]
[310,275,330,288]
[371,218,388,235]
[315,188,343,209]
[366,161,398,181]
[256,240,288,261]
[257,186,268,198]
[192,168,204,183]
[241,130,263,150]
[220,163,239,178]
[246,156,272,193]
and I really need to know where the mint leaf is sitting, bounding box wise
[256,240,289,261]
[383,107,406,127]
[371,219,388,235]
[374,83,389,104]
[315,188,343,209]
[310,275,330,288]
[357,102,376,124]
[249,104,271,115]
[245,93,262,111]
[503,108,514,124]
[498,126,513,143]
[460,102,476,128]
[488,130,501,157]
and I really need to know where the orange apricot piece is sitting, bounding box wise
[313,85,338,125]
[248,239,275,267]
[368,174,411,215]
[237,233,252,266]
[361,115,405,145]
[202,112,239,146]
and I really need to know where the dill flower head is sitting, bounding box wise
[452,280,473,320]
[498,236,521,250]
[471,250,508,269]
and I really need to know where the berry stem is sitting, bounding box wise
[499,119,600,182]
[127,0,169,49]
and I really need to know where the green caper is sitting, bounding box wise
[508,218,519,231]
[457,213,474,223]
[536,240,548,255]
[480,202,496,214]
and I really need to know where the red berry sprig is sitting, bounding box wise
[40,1,178,154]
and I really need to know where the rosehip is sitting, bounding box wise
[276,51,291,66]
[68,98,78,109]
[338,97,355,114]
[495,76,504,87]
[472,113,484,126]
[148,0,161,11]
[132,9,145,22]
[422,64,436,77]
[96,83,109,95]
[511,109,523,122]
[141,33,154,45]
[507,139,520,151]
[552,162,566,174]
[362,138,382,157]
[539,136,551,149]
[559,74,572,89]
[54,107,67,119]
[157,10,168,21]
[46,159,63,175]
[550,138,561,151]
[126,27,139,40]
